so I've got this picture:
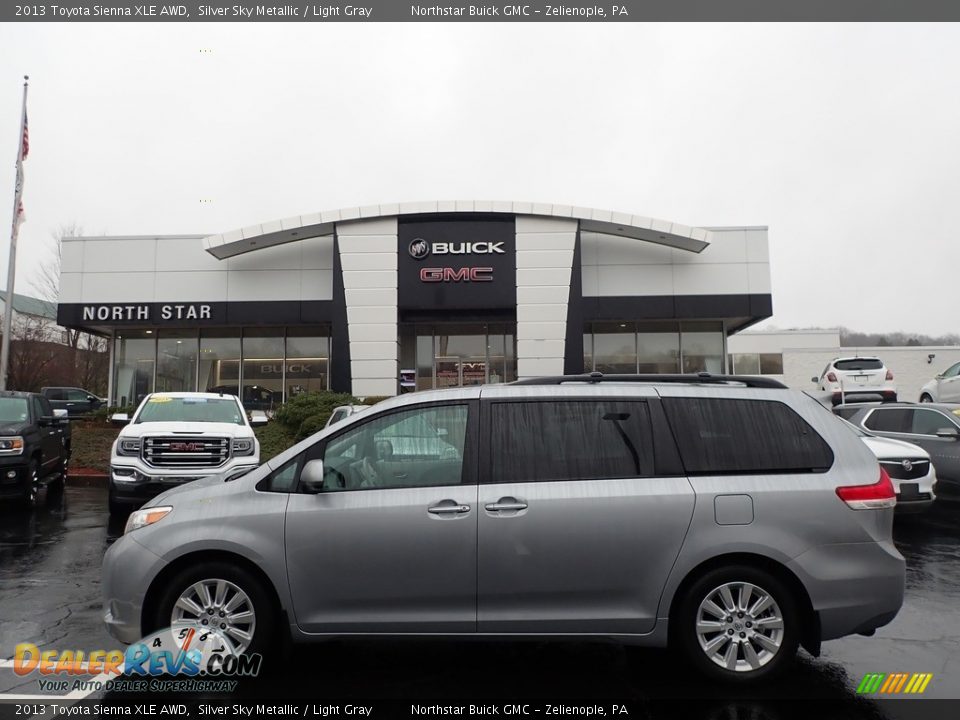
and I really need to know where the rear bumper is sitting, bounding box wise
[788,539,905,641]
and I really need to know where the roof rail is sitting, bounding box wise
[511,372,788,389]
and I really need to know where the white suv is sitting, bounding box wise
[814,357,897,406]
[109,392,265,515]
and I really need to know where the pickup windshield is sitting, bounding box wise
[135,397,245,425]
[0,397,29,423]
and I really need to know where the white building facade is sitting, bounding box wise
[56,202,772,408]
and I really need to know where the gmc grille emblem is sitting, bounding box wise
[169,442,203,452]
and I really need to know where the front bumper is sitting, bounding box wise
[788,539,905,641]
[102,531,168,644]
[0,457,30,499]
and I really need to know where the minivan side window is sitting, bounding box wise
[489,401,654,483]
[321,404,469,491]
[662,398,833,474]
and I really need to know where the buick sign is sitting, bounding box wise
[409,238,430,260]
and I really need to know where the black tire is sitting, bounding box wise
[108,490,129,517]
[675,565,799,683]
[20,460,40,509]
[920,394,933,403]
[153,561,276,658]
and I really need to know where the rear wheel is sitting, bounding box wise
[676,565,799,682]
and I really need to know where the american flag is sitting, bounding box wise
[21,110,28,160]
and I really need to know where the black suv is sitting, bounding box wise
[41,386,105,416]
[0,391,71,507]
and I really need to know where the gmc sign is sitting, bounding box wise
[420,267,494,282]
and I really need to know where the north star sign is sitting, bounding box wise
[82,304,212,321]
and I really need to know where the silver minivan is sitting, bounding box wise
[102,374,905,682]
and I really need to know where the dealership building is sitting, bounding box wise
[56,201,772,407]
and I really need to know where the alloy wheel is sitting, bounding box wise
[170,578,257,655]
[695,581,784,673]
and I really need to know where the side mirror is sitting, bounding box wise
[300,459,326,493]
[935,427,959,440]
[110,413,130,426]
[87,395,98,402]
[53,409,68,418]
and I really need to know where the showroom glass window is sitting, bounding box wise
[156,329,198,393]
[199,330,242,395]
[592,322,638,374]
[285,328,331,397]
[320,404,469,491]
[680,322,724,374]
[638,322,681,373]
[662,398,833,474]
[490,401,655,483]
[243,329,284,412]
[113,331,155,407]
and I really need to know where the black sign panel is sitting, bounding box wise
[398,217,516,311]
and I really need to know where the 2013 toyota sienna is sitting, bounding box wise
[102,374,905,682]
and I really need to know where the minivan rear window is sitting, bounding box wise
[834,359,883,371]
[662,398,833,475]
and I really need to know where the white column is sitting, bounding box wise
[336,217,399,397]
[515,216,577,380]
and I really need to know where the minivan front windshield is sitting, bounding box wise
[135,396,245,425]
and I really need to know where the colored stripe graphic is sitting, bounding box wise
[857,672,933,694]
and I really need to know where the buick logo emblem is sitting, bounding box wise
[408,238,430,260]
[901,460,913,472]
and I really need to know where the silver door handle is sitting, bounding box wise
[427,503,471,515]
[484,501,528,512]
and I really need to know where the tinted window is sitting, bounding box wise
[67,389,90,401]
[662,398,833,474]
[911,409,957,435]
[45,389,66,400]
[943,363,960,378]
[834,358,883,371]
[864,408,911,433]
[321,404,468,490]
[490,401,654,483]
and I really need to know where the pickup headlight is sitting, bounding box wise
[232,438,255,456]
[117,438,141,456]
[124,506,172,534]
[0,436,24,455]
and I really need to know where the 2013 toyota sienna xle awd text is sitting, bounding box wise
[102,374,905,682]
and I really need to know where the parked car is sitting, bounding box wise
[813,357,897,406]
[108,392,267,516]
[839,418,936,513]
[206,384,278,413]
[324,404,369,428]
[103,373,904,682]
[0,391,71,507]
[41,386,106,416]
[919,362,960,403]
[839,401,960,496]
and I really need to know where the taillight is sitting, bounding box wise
[827,372,838,383]
[836,467,896,510]
[886,369,894,381]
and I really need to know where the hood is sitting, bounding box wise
[862,435,929,460]
[0,421,31,435]
[145,464,268,508]
[119,421,251,438]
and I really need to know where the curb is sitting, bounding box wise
[67,470,109,487]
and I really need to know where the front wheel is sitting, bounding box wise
[20,460,40,509]
[154,562,275,658]
[676,566,799,682]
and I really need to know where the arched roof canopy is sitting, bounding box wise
[202,201,712,259]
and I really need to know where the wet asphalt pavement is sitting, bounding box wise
[1,486,959,716]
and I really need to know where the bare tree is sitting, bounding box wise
[34,223,83,348]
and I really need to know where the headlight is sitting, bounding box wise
[232,438,255,456]
[0,436,24,455]
[124,506,172,534]
[117,438,141,456]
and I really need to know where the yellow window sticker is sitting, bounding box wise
[149,395,172,403]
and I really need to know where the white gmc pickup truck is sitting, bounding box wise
[108,392,265,516]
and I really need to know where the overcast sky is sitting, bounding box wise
[1,23,958,335]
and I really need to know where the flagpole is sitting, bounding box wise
[0,75,29,391]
